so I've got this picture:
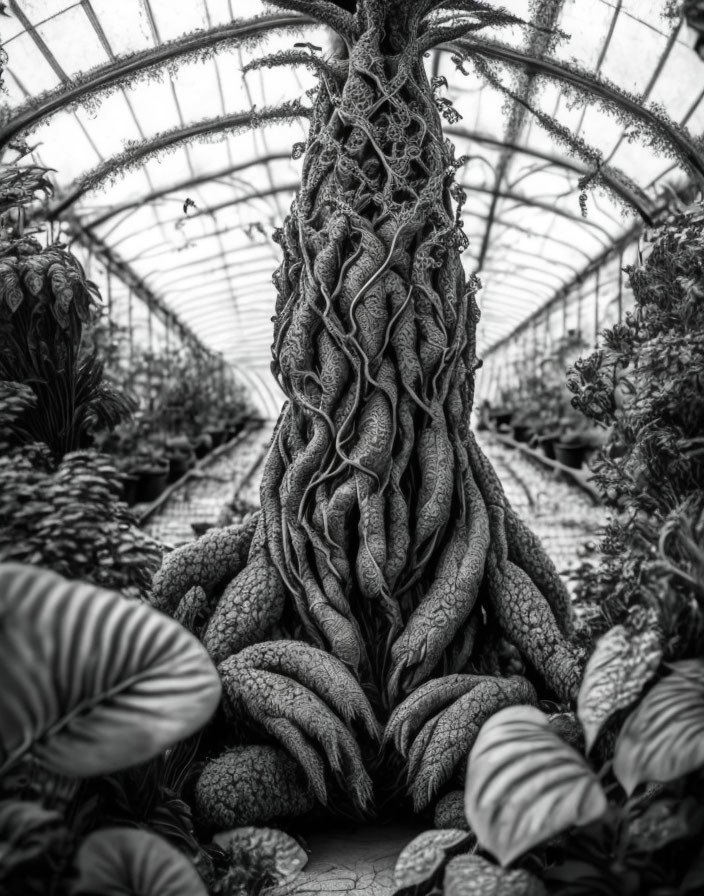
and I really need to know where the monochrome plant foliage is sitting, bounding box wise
[153,0,586,828]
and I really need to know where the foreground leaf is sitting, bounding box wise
[465,705,607,866]
[614,659,704,795]
[577,625,662,751]
[444,854,547,895]
[0,563,221,777]
[70,827,207,895]
[392,828,474,893]
[212,826,308,883]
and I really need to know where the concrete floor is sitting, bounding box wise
[142,424,605,578]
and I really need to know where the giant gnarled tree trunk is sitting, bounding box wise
[153,0,583,822]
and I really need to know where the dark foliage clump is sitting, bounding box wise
[0,380,162,600]
[567,202,704,657]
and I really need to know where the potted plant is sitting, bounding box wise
[165,434,196,483]
[126,441,169,504]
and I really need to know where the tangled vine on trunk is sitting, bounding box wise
[152,0,584,825]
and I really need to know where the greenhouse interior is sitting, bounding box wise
[2,0,704,893]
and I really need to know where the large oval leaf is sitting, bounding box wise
[465,705,607,866]
[613,659,704,795]
[70,827,207,896]
[444,853,547,895]
[577,625,662,751]
[392,828,474,893]
[212,827,308,884]
[0,563,221,777]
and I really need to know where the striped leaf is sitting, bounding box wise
[465,705,607,866]
[0,563,221,778]
[577,625,662,751]
[614,659,704,795]
[71,827,207,895]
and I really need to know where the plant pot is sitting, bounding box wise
[554,442,587,469]
[207,428,228,449]
[136,467,169,503]
[512,424,532,443]
[122,474,139,506]
[168,454,193,483]
[491,410,513,428]
[540,437,556,461]
[193,433,213,459]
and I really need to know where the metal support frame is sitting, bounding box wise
[0,13,312,148]
[65,214,209,359]
[484,219,643,358]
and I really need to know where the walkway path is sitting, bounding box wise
[141,425,605,581]
[140,422,273,547]
[139,425,606,896]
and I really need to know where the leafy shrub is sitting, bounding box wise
[0,380,162,600]
[463,650,704,895]
[567,202,704,656]
[0,563,221,896]
[0,235,133,460]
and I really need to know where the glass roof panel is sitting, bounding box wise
[2,0,702,380]
[149,0,211,41]
[89,0,155,55]
[35,7,110,74]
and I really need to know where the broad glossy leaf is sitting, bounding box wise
[392,828,474,891]
[0,563,221,777]
[577,625,662,751]
[71,827,207,895]
[212,827,308,883]
[614,659,704,795]
[444,854,547,895]
[0,799,64,871]
[465,705,607,866]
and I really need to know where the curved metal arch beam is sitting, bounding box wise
[483,219,642,357]
[485,257,570,286]
[458,181,616,242]
[492,244,582,278]
[108,182,300,251]
[85,125,651,235]
[0,13,314,149]
[128,229,279,264]
[486,217,595,265]
[48,107,306,218]
[228,362,281,420]
[109,176,613,258]
[86,151,295,230]
[446,127,656,221]
[154,261,278,293]
[480,290,553,310]
[447,36,704,185]
[140,244,275,283]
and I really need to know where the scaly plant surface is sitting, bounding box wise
[153,0,584,826]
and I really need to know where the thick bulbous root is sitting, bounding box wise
[386,674,537,811]
[150,513,259,615]
[218,641,379,813]
[484,556,583,704]
[148,7,588,826]
[202,541,287,665]
[193,745,314,830]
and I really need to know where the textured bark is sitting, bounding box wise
[155,0,583,824]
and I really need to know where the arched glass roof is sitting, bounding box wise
[2,0,702,415]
